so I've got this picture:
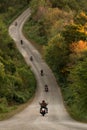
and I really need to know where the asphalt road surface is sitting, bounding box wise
[0,8,87,130]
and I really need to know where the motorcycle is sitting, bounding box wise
[40,69,43,76]
[45,85,48,92]
[40,107,47,116]
[15,22,17,26]
[30,56,33,61]
[39,100,48,116]
[20,40,23,45]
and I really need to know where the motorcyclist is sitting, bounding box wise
[20,40,23,45]
[45,84,48,92]
[15,22,17,26]
[39,100,48,113]
[41,69,43,76]
[30,56,33,61]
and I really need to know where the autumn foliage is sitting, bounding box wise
[70,40,87,53]
[25,0,87,121]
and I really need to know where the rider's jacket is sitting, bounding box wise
[40,102,48,108]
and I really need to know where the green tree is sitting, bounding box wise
[45,34,67,74]
[0,62,5,81]
[62,24,87,44]
[68,57,87,112]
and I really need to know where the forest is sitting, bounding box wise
[24,0,87,121]
[0,0,36,120]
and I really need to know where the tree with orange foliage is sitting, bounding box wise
[62,24,87,44]
[69,40,87,53]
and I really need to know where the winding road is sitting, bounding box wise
[0,8,87,130]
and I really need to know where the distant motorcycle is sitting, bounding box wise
[45,85,48,92]
[20,40,23,45]
[15,22,17,26]
[40,69,43,76]
[30,56,33,61]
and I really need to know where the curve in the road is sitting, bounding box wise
[0,8,87,130]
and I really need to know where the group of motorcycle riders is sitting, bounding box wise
[39,69,48,115]
[15,21,48,116]
[29,46,48,115]
[39,70,48,115]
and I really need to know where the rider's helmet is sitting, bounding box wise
[45,84,48,88]
[41,69,43,72]
[42,100,45,103]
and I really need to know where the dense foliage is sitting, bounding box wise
[24,0,87,121]
[50,0,87,12]
[0,0,36,116]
